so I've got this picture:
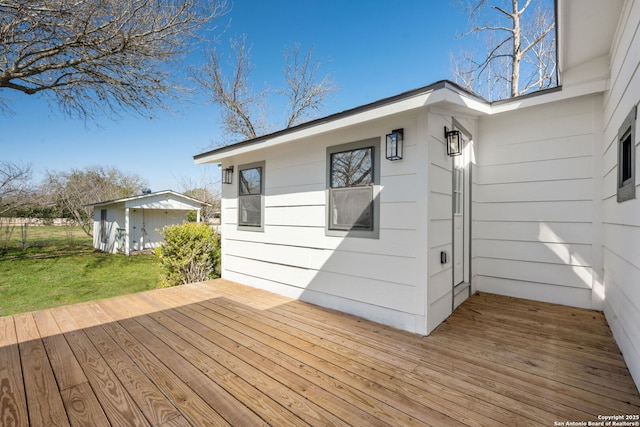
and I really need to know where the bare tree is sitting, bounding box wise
[0,0,227,119]
[196,35,267,140]
[177,175,220,220]
[0,161,33,216]
[44,165,148,236]
[451,0,556,101]
[196,36,335,142]
[280,44,336,128]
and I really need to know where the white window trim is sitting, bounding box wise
[325,138,381,239]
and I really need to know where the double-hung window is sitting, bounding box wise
[238,161,265,230]
[327,138,380,238]
[617,105,636,203]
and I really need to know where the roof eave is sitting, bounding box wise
[193,80,489,164]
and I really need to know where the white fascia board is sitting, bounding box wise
[489,77,608,115]
[194,86,489,164]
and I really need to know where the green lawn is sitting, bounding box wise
[0,225,161,316]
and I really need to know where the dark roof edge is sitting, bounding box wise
[490,84,564,106]
[194,79,487,161]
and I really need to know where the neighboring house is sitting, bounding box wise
[194,0,640,389]
[90,190,209,256]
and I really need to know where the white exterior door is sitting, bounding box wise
[453,165,464,286]
[131,209,144,251]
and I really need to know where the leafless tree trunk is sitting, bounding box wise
[196,36,335,142]
[0,0,227,119]
[451,0,556,101]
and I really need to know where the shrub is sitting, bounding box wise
[155,222,220,287]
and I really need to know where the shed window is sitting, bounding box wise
[617,105,636,202]
[326,138,380,238]
[238,161,265,230]
[100,209,107,243]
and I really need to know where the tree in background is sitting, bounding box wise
[184,187,219,222]
[0,0,227,120]
[0,161,33,217]
[44,166,148,236]
[451,0,556,101]
[178,176,220,222]
[195,36,336,142]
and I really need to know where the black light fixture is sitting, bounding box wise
[385,128,404,161]
[444,127,463,156]
[222,166,234,184]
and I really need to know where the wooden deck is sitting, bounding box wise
[1,279,639,426]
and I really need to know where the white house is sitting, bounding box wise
[194,0,640,389]
[90,190,208,256]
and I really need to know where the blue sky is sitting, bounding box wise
[2,1,469,193]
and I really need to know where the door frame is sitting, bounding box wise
[451,118,473,312]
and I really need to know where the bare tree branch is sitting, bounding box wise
[0,161,33,216]
[280,43,335,128]
[451,0,556,101]
[195,35,266,140]
[0,0,227,120]
[196,36,335,143]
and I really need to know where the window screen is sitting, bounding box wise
[328,146,374,231]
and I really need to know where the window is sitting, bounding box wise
[617,105,636,202]
[453,167,463,215]
[327,138,380,238]
[100,209,107,243]
[238,161,265,230]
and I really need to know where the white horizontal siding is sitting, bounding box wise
[475,200,593,223]
[477,156,593,184]
[477,258,592,289]
[219,112,429,334]
[475,94,599,308]
[601,0,640,390]
[223,255,417,313]
[475,239,593,266]
[474,220,594,244]
[475,276,593,309]
[224,239,417,286]
[476,179,593,202]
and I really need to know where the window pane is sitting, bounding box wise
[329,187,373,230]
[330,147,373,188]
[239,167,262,195]
[239,194,261,226]
[622,134,632,182]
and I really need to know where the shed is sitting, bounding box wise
[90,190,209,256]
[194,0,640,389]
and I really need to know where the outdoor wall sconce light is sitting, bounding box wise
[385,128,404,161]
[222,166,234,184]
[444,127,463,157]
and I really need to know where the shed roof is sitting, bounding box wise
[88,190,209,208]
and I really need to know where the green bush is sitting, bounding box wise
[155,222,220,287]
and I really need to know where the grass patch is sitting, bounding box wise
[0,225,161,316]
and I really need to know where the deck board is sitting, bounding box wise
[1,279,639,426]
